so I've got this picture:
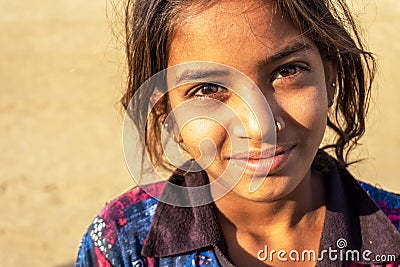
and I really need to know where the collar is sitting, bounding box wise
[141,168,226,257]
[142,155,400,264]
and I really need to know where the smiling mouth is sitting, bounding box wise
[228,145,295,175]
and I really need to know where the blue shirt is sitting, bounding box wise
[75,156,400,267]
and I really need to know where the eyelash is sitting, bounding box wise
[271,63,310,83]
[186,83,229,99]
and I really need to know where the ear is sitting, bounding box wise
[152,89,183,143]
[164,114,183,143]
[174,127,184,143]
[150,88,166,116]
[323,60,338,107]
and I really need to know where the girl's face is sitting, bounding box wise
[167,0,336,201]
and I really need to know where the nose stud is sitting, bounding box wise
[275,120,283,133]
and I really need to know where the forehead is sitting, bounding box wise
[168,0,308,69]
[176,0,277,36]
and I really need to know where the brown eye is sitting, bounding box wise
[271,64,309,81]
[196,84,221,96]
[189,83,227,98]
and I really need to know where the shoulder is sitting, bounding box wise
[75,182,166,267]
[99,181,165,228]
[316,150,400,232]
[359,181,400,208]
[358,181,400,231]
[322,150,400,233]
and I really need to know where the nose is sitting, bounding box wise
[230,89,275,143]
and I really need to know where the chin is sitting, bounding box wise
[227,175,301,202]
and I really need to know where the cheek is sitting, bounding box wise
[180,120,227,159]
[280,86,328,130]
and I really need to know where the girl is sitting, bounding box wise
[76,0,400,266]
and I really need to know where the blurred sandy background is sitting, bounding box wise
[0,0,399,266]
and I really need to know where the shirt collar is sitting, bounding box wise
[141,168,226,257]
[142,155,400,264]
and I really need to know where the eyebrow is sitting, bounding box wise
[175,69,230,84]
[261,42,314,65]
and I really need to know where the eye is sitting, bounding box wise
[271,64,310,82]
[187,83,229,99]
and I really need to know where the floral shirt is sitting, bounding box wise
[75,159,400,267]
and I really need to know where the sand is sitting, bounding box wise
[0,0,399,266]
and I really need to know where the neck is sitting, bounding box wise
[214,169,326,238]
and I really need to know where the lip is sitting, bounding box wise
[229,145,296,175]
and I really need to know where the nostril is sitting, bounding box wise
[232,123,248,139]
[231,114,276,143]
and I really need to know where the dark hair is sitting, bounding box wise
[120,0,376,169]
